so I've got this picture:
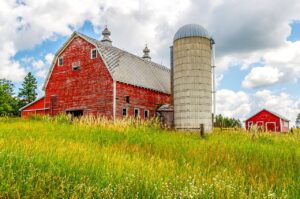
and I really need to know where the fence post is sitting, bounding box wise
[200,124,205,138]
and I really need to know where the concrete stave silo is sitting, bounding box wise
[172,24,214,132]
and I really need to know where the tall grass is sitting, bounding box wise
[0,116,299,198]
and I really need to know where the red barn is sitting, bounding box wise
[245,109,290,132]
[20,27,170,119]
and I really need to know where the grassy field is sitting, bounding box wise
[0,116,299,198]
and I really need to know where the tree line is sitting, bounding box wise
[214,114,242,128]
[0,72,37,116]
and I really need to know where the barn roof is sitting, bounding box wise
[43,32,170,94]
[246,109,290,122]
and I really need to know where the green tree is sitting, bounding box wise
[214,114,242,128]
[0,79,18,116]
[18,72,37,107]
[296,113,300,128]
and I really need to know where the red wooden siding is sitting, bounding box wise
[44,36,113,117]
[245,109,289,132]
[116,82,170,119]
[21,97,49,117]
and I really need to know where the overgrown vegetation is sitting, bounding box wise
[0,116,299,198]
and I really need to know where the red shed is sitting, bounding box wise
[20,27,170,119]
[245,109,290,132]
[19,97,49,117]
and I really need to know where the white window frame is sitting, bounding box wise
[144,110,149,118]
[91,48,97,59]
[122,108,128,117]
[134,108,139,118]
[58,56,63,66]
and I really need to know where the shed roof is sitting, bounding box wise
[246,109,290,122]
[19,96,45,111]
[43,32,170,94]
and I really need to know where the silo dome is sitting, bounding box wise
[173,24,210,41]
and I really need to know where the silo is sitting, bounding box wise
[173,24,214,132]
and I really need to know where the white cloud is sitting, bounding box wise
[240,41,300,88]
[36,70,47,78]
[216,89,251,121]
[0,42,26,81]
[242,66,284,88]
[45,53,54,64]
[18,53,53,80]
[32,60,45,69]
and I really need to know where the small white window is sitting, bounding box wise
[58,56,63,66]
[144,110,149,118]
[134,108,139,118]
[72,61,80,71]
[91,48,97,59]
[122,108,128,117]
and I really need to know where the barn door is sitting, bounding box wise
[266,122,276,132]
[50,95,58,116]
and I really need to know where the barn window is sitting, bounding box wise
[122,108,128,117]
[72,61,80,71]
[58,56,63,66]
[144,110,149,118]
[91,48,97,59]
[125,96,130,103]
[134,108,139,118]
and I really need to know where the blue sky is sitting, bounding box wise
[1,0,300,125]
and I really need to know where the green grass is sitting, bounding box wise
[0,117,299,198]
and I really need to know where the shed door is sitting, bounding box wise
[266,122,276,132]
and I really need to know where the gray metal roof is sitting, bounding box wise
[43,32,170,94]
[173,24,211,41]
[95,41,170,93]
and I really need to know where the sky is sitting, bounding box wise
[1,0,300,126]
